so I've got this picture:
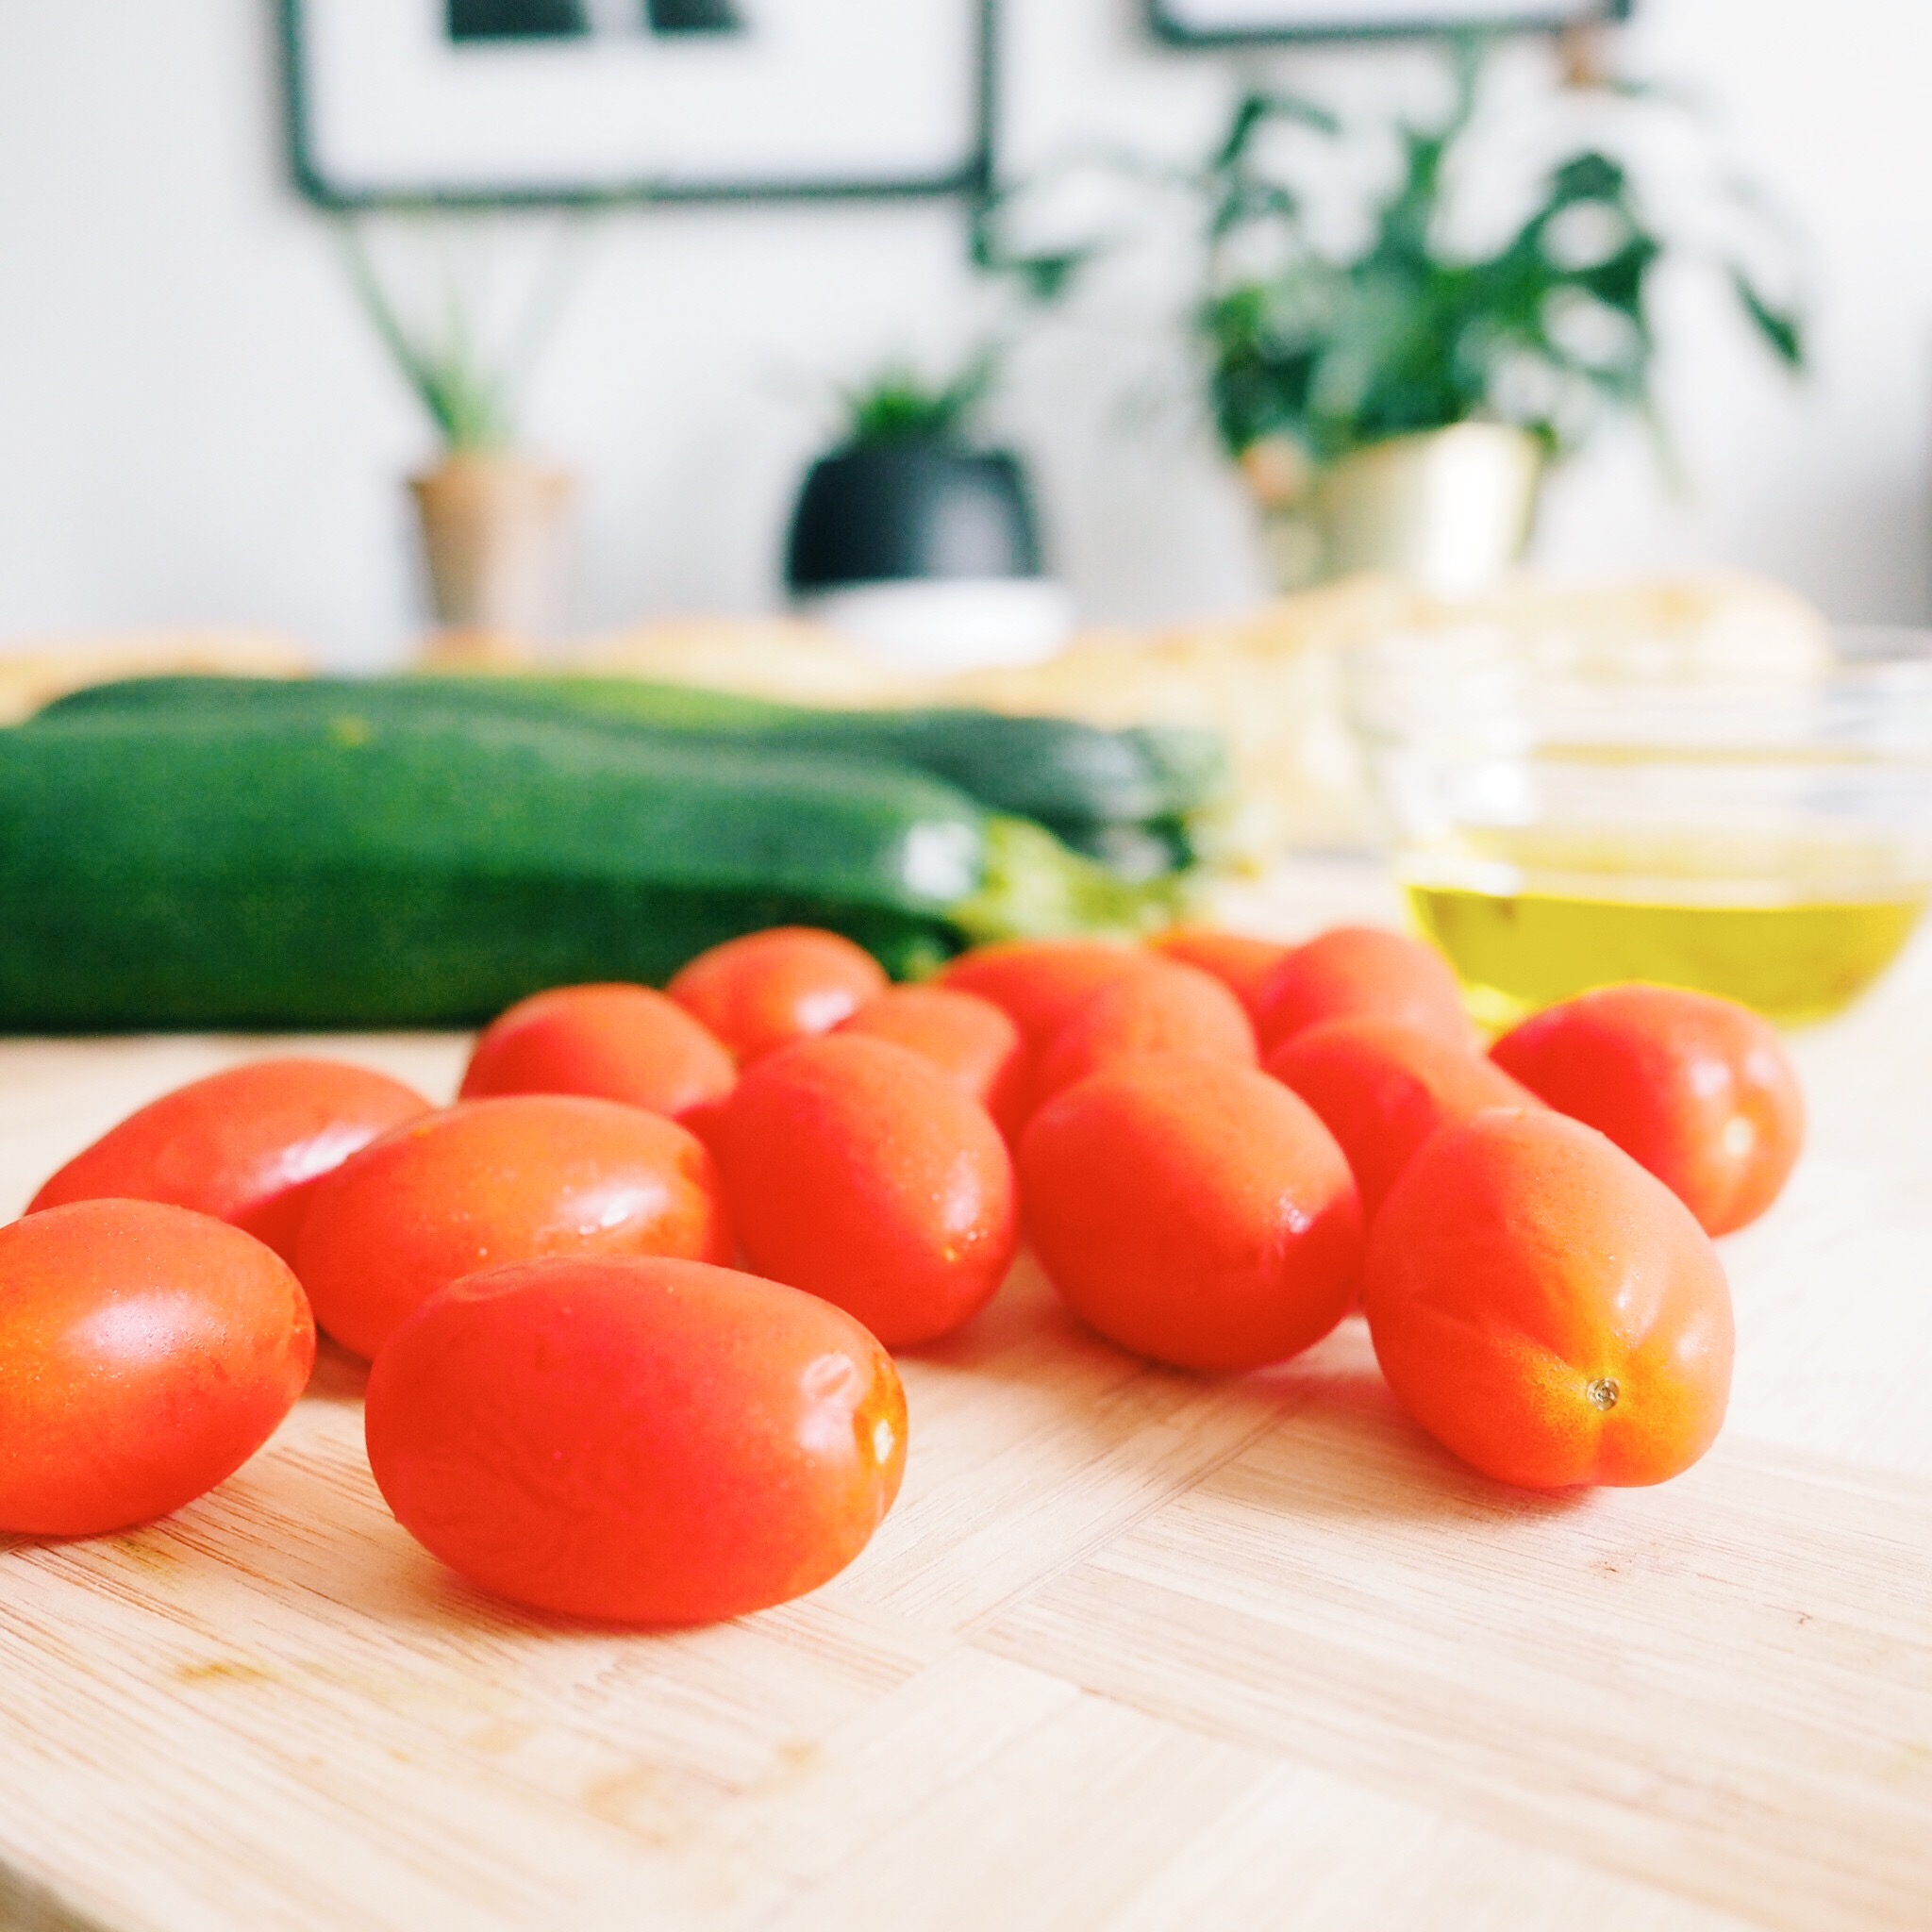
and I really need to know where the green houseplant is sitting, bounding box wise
[1192,39,1805,590]
[989,37,1804,594]
[781,356,1072,672]
[341,221,585,650]
[827,358,996,450]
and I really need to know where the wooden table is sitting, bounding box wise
[2,868,1928,1932]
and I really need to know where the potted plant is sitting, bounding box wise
[783,358,1074,672]
[342,223,583,652]
[997,36,1805,596]
[1197,40,1805,592]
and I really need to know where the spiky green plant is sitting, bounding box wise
[833,355,998,451]
[339,220,588,453]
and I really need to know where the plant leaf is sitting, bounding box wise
[1213,90,1341,172]
[1729,269,1807,368]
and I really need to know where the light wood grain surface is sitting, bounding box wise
[1,867,1928,1932]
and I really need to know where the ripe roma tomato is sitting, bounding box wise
[1365,1109,1734,1490]
[293,1095,730,1360]
[667,927,886,1065]
[1491,983,1805,1237]
[1149,926,1290,1021]
[459,982,735,1122]
[1033,958,1257,1108]
[29,1058,430,1261]
[1254,925,1474,1054]
[710,1035,1017,1348]
[0,1200,315,1536]
[366,1256,906,1624]
[1267,1017,1541,1217]
[835,984,1031,1141]
[938,938,1143,1045]
[1020,1057,1362,1373]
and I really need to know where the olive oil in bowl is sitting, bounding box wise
[1407,878,1926,1030]
[1350,625,1932,1029]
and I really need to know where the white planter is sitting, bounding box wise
[1261,423,1543,600]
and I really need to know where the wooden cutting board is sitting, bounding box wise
[1,870,1928,1932]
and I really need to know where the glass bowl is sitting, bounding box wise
[1346,623,1932,1028]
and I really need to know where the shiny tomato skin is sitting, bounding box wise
[1490,984,1805,1236]
[667,927,887,1065]
[1365,1110,1734,1490]
[0,1199,315,1537]
[1254,925,1474,1053]
[938,939,1144,1046]
[1020,1056,1363,1373]
[1149,927,1290,1020]
[364,1256,907,1625]
[1033,958,1257,1109]
[29,1058,431,1261]
[293,1096,731,1361]
[459,982,735,1122]
[834,984,1031,1141]
[710,1035,1018,1348]
[1266,1017,1541,1217]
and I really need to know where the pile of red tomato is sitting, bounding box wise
[0,921,1804,1627]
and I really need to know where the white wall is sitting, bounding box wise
[0,0,1925,668]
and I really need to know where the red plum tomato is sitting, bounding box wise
[1267,1017,1541,1217]
[29,1058,431,1262]
[938,938,1144,1045]
[1149,927,1291,1020]
[292,1095,730,1360]
[1254,925,1473,1053]
[459,982,735,1122]
[0,1199,315,1537]
[710,1034,1018,1348]
[834,984,1031,1141]
[667,927,886,1065]
[1365,1109,1734,1490]
[1490,983,1804,1237]
[1033,958,1257,1108]
[1020,1057,1363,1373]
[365,1256,906,1625]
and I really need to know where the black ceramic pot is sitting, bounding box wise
[784,441,1045,593]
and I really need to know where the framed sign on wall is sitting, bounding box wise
[1150,0,1629,43]
[278,0,994,208]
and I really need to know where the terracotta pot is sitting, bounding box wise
[408,453,574,645]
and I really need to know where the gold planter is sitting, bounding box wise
[408,452,574,648]
[1259,423,1542,599]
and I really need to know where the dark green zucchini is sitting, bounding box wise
[36,674,1229,847]
[0,712,1171,1030]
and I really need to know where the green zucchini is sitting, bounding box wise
[0,712,1174,1030]
[36,674,1230,850]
